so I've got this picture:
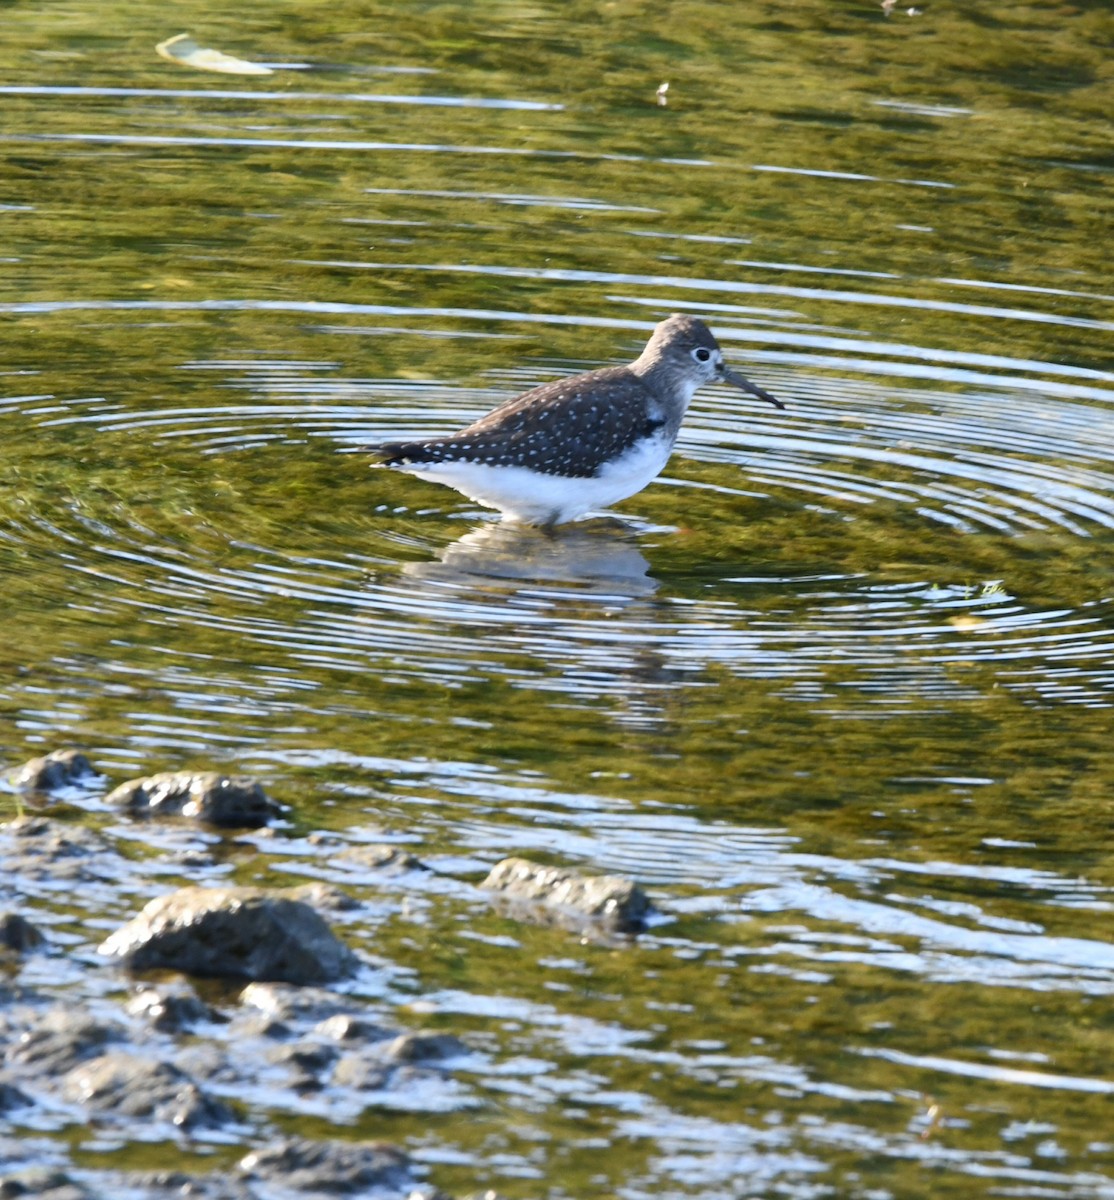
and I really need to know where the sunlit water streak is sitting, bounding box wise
[0,84,562,111]
[2,131,666,163]
[293,261,1114,334]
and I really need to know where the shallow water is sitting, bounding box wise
[1,1,1113,1196]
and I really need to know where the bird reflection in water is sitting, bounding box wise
[402,518,658,600]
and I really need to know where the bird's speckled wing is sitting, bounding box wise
[375,367,663,479]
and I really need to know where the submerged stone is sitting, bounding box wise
[0,1167,94,1200]
[98,886,358,983]
[110,1173,247,1200]
[289,881,362,912]
[105,771,281,828]
[372,1031,468,1065]
[0,817,119,889]
[481,856,652,934]
[0,1081,31,1114]
[126,983,225,1033]
[330,1054,392,1091]
[313,1013,389,1043]
[62,1051,233,1129]
[0,911,45,954]
[4,1008,119,1074]
[9,749,95,794]
[1,816,104,858]
[335,843,429,873]
[238,1135,419,1195]
[237,981,362,1024]
[62,1056,234,1128]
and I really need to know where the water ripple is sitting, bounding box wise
[0,84,561,111]
[3,324,1112,711]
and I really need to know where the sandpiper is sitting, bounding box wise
[371,313,783,526]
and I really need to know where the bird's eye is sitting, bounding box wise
[692,347,712,364]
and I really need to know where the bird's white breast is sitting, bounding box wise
[398,429,674,525]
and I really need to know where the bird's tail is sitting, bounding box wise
[368,441,441,467]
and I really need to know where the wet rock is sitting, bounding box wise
[229,1011,291,1040]
[289,881,361,912]
[238,1135,417,1195]
[172,1040,237,1094]
[481,857,652,934]
[0,816,107,879]
[331,1032,466,1091]
[62,1051,233,1129]
[126,984,224,1033]
[264,1041,338,1092]
[374,1032,468,1065]
[239,982,356,1024]
[9,749,96,794]
[98,886,359,983]
[330,1053,391,1091]
[232,984,368,1041]
[0,1168,94,1200]
[117,1170,252,1199]
[0,911,44,953]
[168,847,220,869]
[314,1013,390,1043]
[1,815,98,849]
[234,982,310,1038]
[4,1008,119,1074]
[0,1082,31,1113]
[336,843,429,873]
[105,771,280,828]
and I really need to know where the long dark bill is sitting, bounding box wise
[722,367,785,411]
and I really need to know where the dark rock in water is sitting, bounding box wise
[1,816,105,862]
[332,1030,467,1092]
[314,1013,391,1043]
[330,1053,392,1091]
[126,984,225,1033]
[9,749,96,794]
[61,1051,233,1129]
[238,981,354,1024]
[119,1170,255,1199]
[373,1031,468,1065]
[168,846,220,869]
[289,881,361,912]
[238,1135,419,1195]
[105,771,281,828]
[236,982,375,1027]
[0,911,44,954]
[233,981,346,1039]
[4,1009,119,1074]
[264,1040,339,1093]
[0,1167,94,1200]
[0,1081,31,1113]
[0,817,119,890]
[98,886,359,983]
[336,843,429,874]
[481,857,652,934]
